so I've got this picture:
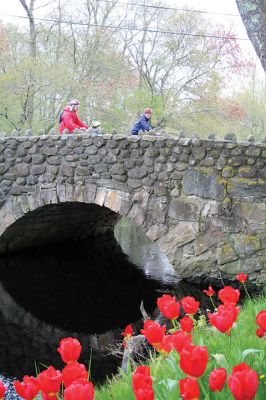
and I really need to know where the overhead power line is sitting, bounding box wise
[0,13,249,41]
[96,0,241,18]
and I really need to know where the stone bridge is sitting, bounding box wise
[0,133,266,285]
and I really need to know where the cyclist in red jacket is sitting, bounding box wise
[59,99,89,134]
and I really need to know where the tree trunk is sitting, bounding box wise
[49,0,63,131]
[236,0,266,72]
[19,0,37,129]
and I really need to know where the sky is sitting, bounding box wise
[0,0,251,37]
[0,0,255,50]
[0,0,265,84]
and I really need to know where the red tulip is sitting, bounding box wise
[208,303,239,335]
[255,310,266,332]
[14,376,39,400]
[181,296,199,315]
[180,316,194,333]
[203,286,215,297]
[140,320,166,347]
[171,330,192,353]
[157,335,174,355]
[64,381,94,400]
[132,366,154,400]
[0,381,6,400]
[37,366,62,397]
[236,272,247,283]
[158,331,192,355]
[217,303,240,323]
[157,294,180,320]
[121,324,133,348]
[256,327,265,338]
[121,324,133,339]
[209,368,227,392]
[179,377,200,400]
[41,393,58,400]
[228,363,258,400]
[58,337,82,364]
[218,286,240,304]
[208,311,233,334]
[232,363,251,374]
[62,362,88,388]
[179,345,208,378]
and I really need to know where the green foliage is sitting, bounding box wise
[95,294,266,399]
[236,81,266,139]
[95,369,135,400]
[172,79,266,141]
[0,0,264,138]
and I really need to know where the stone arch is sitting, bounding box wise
[0,184,165,253]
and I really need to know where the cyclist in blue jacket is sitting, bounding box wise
[131,108,153,135]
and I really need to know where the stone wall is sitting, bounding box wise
[0,133,266,284]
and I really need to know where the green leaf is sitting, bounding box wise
[211,353,229,369]
[158,379,178,391]
[197,336,204,346]
[166,356,179,374]
[241,348,263,361]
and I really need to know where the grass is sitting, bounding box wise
[95,293,266,399]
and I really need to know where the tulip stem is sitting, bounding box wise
[242,283,251,300]
[198,378,208,398]
[172,318,179,331]
[210,296,216,311]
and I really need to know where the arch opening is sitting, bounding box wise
[0,202,120,253]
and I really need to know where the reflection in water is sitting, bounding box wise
[115,217,179,284]
[0,234,168,333]
[0,231,171,381]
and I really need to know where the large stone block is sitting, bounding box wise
[235,166,257,178]
[192,147,206,160]
[146,224,168,241]
[127,179,142,189]
[194,229,224,256]
[144,148,160,158]
[59,165,74,177]
[85,145,98,155]
[76,166,90,176]
[183,168,224,201]
[219,255,264,280]
[103,153,117,164]
[174,250,218,278]
[128,167,148,179]
[83,184,97,203]
[47,156,61,165]
[217,244,238,265]
[227,156,246,167]
[168,198,200,221]
[13,164,29,177]
[235,202,266,229]
[32,154,45,164]
[31,165,46,175]
[232,233,261,257]
[228,177,266,199]
[110,164,126,175]
[246,147,261,157]
[158,221,199,261]
[127,203,146,226]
